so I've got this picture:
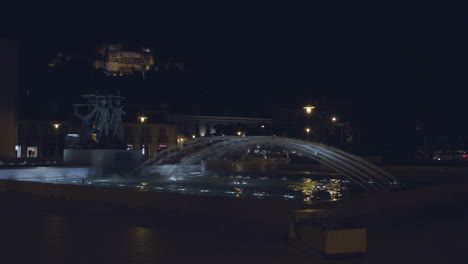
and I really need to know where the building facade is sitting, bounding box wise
[0,39,19,158]
[17,120,177,159]
[122,122,177,158]
[94,44,154,76]
[168,114,272,139]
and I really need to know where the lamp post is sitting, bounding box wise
[303,106,315,140]
[305,127,311,140]
[139,116,147,157]
[52,123,61,158]
[332,117,346,147]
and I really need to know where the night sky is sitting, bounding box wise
[2,2,467,134]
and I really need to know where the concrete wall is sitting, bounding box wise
[64,149,142,177]
[0,179,308,223]
[0,39,19,158]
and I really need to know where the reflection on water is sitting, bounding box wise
[8,170,358,203]
[289,178,347,203]
[234,187,243,197]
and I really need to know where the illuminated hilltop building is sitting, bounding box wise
[94,44,154,76]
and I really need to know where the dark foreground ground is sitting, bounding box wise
[1,166,468,263]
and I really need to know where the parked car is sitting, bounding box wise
[433,150,468,161]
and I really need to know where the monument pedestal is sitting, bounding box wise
[64,149,142,177]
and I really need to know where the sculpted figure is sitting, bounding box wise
[109,96,126,143]
[94,98,111,142]
[73,94,126,148]
[73,103,98,145]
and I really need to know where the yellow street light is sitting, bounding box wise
[139,116,147,123]
[305,128,310,133]
[332,116,337,122]
[303,106,315,115]
[52,123,61,158]
[237,131,242,136]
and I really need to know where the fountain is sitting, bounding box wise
[141,136,403,191]
[110,136,405,203]
[0,118,404,204]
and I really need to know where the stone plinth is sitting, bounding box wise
[64,149,142,177]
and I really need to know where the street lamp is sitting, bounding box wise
[303,106,315,115]
[305,128,310,133]
[138,116,147,157]
[139,116,147,123]
[331,117,347,148]
[52,123,61,158]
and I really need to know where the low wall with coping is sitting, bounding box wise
[0,179,309,223]
[2,164,468,224]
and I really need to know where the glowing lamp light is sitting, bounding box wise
[237,131,242,136]
[52,123,61,129]
[192,135,196,139]
[139,116,147,123]
[305,128,310,133]
[332,116,337,122]
[303,106,315,114]
[261,125,265,128]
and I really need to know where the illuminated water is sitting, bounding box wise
[0,166,358,203]
[0,136,404,203]
[141,136,404,192]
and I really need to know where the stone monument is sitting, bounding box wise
[64,94,141,177]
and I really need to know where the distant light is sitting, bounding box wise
[52,123,61,129]
[305,128,310,133]
[303,106,315,114]
[139,116,147,123]
[192,135,196,139]
[237,131,242,136]
[332,116,337,122]
[261,125,265,128]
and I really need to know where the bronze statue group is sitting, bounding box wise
[73,95,126,148]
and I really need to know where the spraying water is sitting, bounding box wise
[139,136,404,192]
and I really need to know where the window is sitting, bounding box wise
[15,145,21,158]
[159,128,167,137]
[27,146,38,158]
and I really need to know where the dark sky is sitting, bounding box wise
[2,2,467,127]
